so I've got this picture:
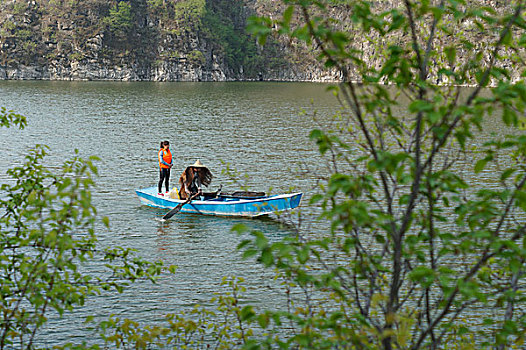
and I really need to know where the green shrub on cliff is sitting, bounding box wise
[201,0,266,78]
[187,49,205,65]
[0,0,290,79]
[104,1,133,38]
[174,0,206,32]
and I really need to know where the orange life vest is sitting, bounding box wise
[159,148,172,169]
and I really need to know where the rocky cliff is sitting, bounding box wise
[0,0,330,81]
[0,0,519,82]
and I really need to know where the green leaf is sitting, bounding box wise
[258,313,270,329]
[231,223,248,234]
[260,248,273,266]
[310,193,324,204]
[102,216,110,228]
[474,158,488,173]
[409,100,434,113]
[254,231,268,249]
[297,247,309,264]
[241,305,256,321]
[242,249,258,259]
[409,266,435,287]
[237,239,252,250]
[282,6,294,26]
[502,29,512,46]
[445,46,457,66]
[500,168,516,181]
[246,16,272,45]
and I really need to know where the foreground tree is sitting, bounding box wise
[240,0,526,348]
[4,0,526,349]
[92,1,526,349]
[0,108,169,349]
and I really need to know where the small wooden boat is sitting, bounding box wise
[135,186,303,217]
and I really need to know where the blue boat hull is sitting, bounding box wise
[135,187,302,217]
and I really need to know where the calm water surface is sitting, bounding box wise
[0,81,517,346]
[0,81,336,345]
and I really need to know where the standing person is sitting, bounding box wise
[179,160,213,199]
[158,140,173,196]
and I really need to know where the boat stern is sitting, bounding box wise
[289,192,303,210]
[135,187,180,208]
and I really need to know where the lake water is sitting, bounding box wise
[0,81,338,346]
[0,81,519,347]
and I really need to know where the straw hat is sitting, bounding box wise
[182,159,213,187]
[190,159,207,168]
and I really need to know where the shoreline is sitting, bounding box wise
[0,76,502,88]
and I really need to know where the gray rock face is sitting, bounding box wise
[0,58,339,82]
[0,0,520,84]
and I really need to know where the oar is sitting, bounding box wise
[162,192,200,220]
[219,194,266,199]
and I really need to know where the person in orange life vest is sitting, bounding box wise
[158,140,173,196]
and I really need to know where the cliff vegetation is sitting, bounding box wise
[0,0,303,80]
[0,0,520,82]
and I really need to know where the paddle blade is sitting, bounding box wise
[162,193,198,220]
[162,202,185,220]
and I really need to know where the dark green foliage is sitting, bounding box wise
[104,1,133,37]
[0,108,172,349]
[237,1,526,348]
[201,0,264,78]
[3,1,526,349]
[101,0,156,64]
[0,107,26,128]
[0,0,287,79]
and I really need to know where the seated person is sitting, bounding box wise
[178,160,213,199]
